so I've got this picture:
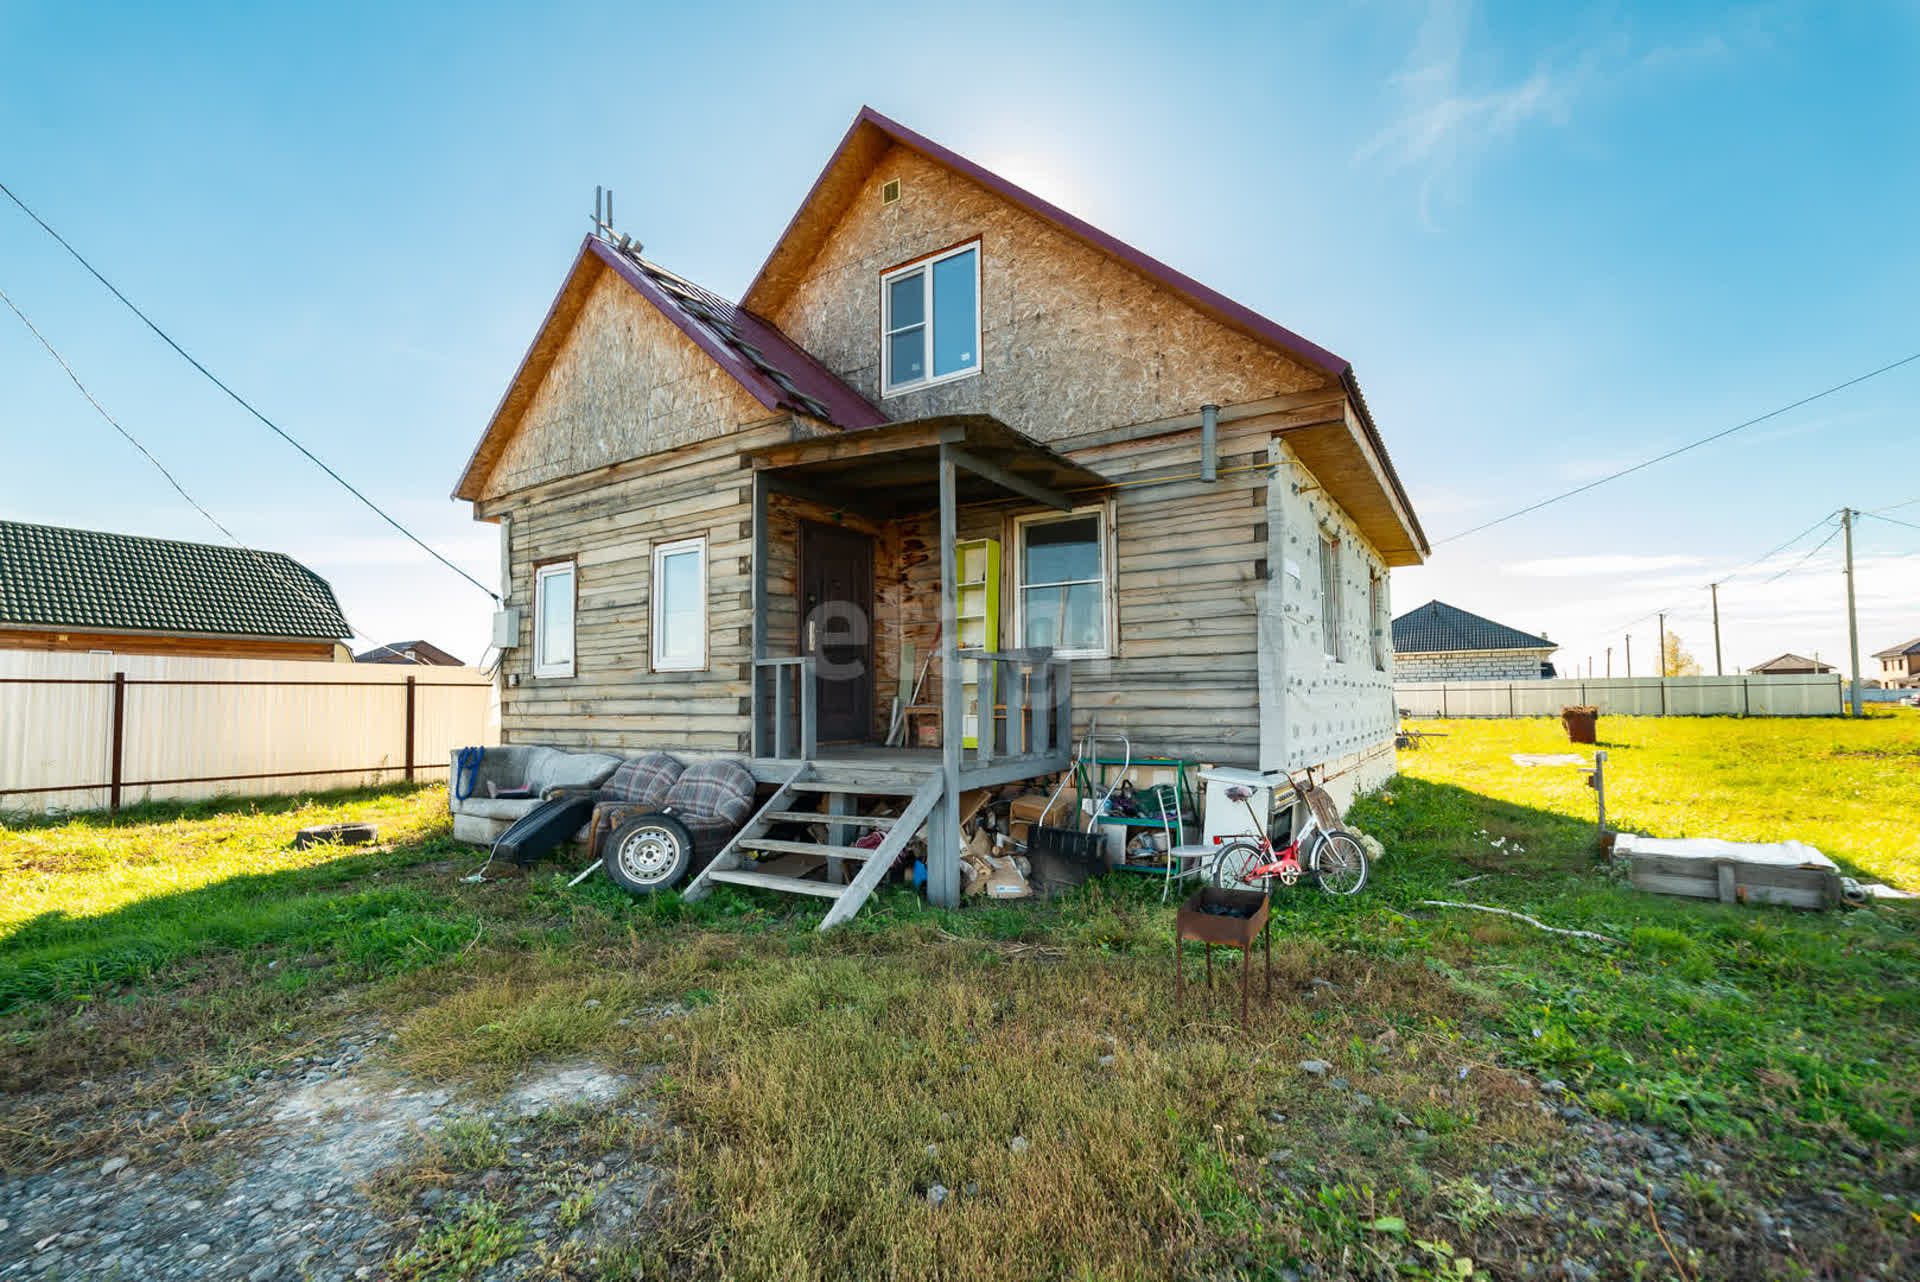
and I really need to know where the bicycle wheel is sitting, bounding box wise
[1209,839,1268,892]
[1310,831,1368,896]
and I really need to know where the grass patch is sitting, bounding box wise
[2,719,1916,1276]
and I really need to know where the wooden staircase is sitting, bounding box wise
[679,763,945,930]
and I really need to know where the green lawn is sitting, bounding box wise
[1396,708,1920,889]
[2,717,1916,1280]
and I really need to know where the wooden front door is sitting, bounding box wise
[798,521,875,744]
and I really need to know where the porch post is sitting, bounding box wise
[931,445,964,909]
[750,468,768,757]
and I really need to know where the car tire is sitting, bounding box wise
[601,813,694,895]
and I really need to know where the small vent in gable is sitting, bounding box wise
[880,178,901,205]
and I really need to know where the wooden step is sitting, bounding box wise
[741,837,882,860]
[759,811,897,828]
[789,779,925,796]
[705,868,847,899]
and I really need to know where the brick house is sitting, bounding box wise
[1391,600,1556,681]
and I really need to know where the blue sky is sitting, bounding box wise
[3,0,1917,675]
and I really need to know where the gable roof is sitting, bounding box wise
[1392,600,1554,655]
[0,520,350,641]
[355,640,464,666]
[1873,636,1920,659]
[739,107,1425,560]
[1747,652,1835,673]
[452,237,885,502]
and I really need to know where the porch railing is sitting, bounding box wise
[752,656,816,761]
[960,648,1073,775]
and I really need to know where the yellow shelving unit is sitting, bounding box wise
[954,538,1001,749]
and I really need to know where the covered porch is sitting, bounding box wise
[741,416,1110,906]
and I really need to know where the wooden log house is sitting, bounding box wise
[451,108,1429,921]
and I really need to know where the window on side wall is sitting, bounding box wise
[1319,533,1342,662]
[881,242,980,395]
[1370,572,1386,671]
[651,536,708,672]
[1015,507,1109,659]
[533,561,576,678]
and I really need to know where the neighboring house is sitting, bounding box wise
[0,520,351,661]
[452,107,1427,915]
[356,640,465,666]
[1873,636,1920,688]
[1391,601,1556,681]
[1745,653,1836,676]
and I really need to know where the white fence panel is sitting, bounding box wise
[0,652,496,814]
[1394,674,1844,719]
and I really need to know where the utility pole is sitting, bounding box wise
[1710,583,1723,676]
[1658,612,1668,678]
[1606,646,1612,678]
[1843,506,1862,717]
[1625,635,1632,678]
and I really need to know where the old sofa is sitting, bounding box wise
[447,745,622,845]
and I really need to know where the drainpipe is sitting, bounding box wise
[1200,404,1219,483]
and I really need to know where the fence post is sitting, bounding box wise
[109,671,126,813]
[404,675,417,782]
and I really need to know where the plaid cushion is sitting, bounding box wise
[664,759,758,830]
[603,753,685,808]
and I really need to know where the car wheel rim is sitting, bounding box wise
[616,828,677,882]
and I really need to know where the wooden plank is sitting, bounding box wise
[762,810,895,828]
[741,838,882,860]
[705,868,847,899]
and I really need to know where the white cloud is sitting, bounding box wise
[1506,553,1706,577]
[1358,0,1582,216]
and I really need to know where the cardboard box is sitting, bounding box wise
[1009,792,1071,827]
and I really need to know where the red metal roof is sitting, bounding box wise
[588,239,886,431]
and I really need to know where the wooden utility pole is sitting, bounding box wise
[1658,612,1668,678]
[1710,583,1723,676]
[1606,646,1612,678]
[1843,507,1862,717]
[1625,634,1632,678]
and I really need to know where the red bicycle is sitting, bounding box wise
[1207,767,1369,896]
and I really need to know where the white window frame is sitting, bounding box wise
[880,241,982,396]
[1012,504,1112,661]
[1320,532,1342,663]
[532,560,576,679]
[651,536,708,672]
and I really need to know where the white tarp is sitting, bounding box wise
[1614,833,1835,870]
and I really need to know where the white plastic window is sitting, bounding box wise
[652,537,708,671]
[533,561,575,678]
[1015,508,1109,659]
[881,243,980,393]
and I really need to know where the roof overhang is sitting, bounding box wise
[744,415,1110,520]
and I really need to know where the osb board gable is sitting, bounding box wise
[480,266,772,501]
[766,143,1329,444]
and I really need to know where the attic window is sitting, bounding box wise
[881,178,901,205]
[881,242,981,394]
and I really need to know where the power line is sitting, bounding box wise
[1713,509,1840,587]
[1,283,413,664]
[1761,522,1844,583]
[0,179,498,603]
[1864,511,1920,534]
[1434,351,1920,546]
[1593,508,1841,641]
